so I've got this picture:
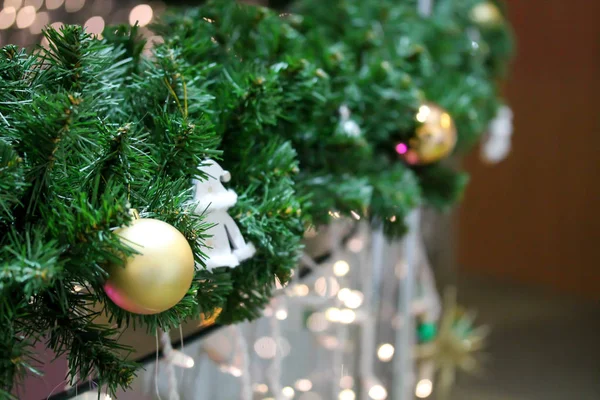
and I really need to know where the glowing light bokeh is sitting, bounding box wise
[65,0,85,13]
[275,309,288,320]
[395,143,408,155]
[0,7,17,30]
[16,6,36,29]
[45,0,63,10]
[339,308,356,324]
[368,385,388,400]
[129,4,153,27]
[415,379,433,398]
[347,236,364,253]
[340,376,354,389]
[255,384,269,394]
[416,104,431,123]
[4,0,23,9]
[377,343,395,362]
[282,386,295,398]
[254,336,277,359]
[333,260,350,277]
[295,379,313,392]
[84,15,104,35]
[25,0,43,10]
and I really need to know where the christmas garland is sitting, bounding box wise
[0,0,513,396]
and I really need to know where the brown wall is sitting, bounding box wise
[458,0,600,297]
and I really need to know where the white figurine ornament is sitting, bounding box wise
[192,159,256,271]
[338,105,362,138]
[481,105,514,164]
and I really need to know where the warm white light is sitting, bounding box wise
[339,389,356,400]
[350,210,361,220]
[368,384,388,400]
[337,288,351,302]
[415,379,433,398]
[347,237,364,253]
[339,309,356,324]
[220,365,242,377]
[339,376,354,389]
[64,0,84,13]
[275,309,288,320]
[315,276,339,297]
[73,284,83,292]
[293,284,309,297]
[325,307,341,322]
[333,260,350,277]
[15,5,35,29]
[255,384,269,394]
[0,7,17,30]
[343,291,364,309]
[416,105,431,123]
[389,215,397,222]
[167,350,195,368]
[45,0,63,9]
[254,337,277,359]
[307,312,329,332]
[84,16,104,35]
[24,0,42,9]
[4,0,22,8]
[28,9,47,33]
[282,386,295,398]
[295,379,313,392]
[377,343,395,362]
[129,4,153,27]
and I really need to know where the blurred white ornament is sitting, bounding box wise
[481,106,514,163]
[338,105,362,138]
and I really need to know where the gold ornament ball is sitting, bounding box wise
[401,103,457,165]
[470,2,504,27]
[104,218,195,315]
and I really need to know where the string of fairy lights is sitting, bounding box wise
[0,0,165,47]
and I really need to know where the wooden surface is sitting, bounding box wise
[458,1,600,297]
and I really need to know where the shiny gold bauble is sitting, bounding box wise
[470,2,504,27]
[104,218,195,315]
[402,103,457,165]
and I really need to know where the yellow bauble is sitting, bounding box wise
[401,103,457,165]
[104,218,195,315]
[470,2,504,27]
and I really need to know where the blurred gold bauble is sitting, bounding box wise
[104,218,195,315]
[401,103,457,165]
[470,2,504,27]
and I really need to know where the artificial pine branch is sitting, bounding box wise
[0,24,223,395]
